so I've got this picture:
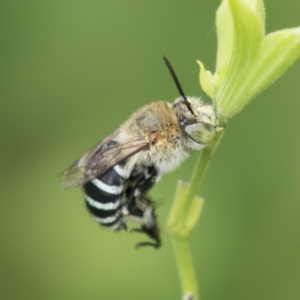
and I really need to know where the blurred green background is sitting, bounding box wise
[1,1,300,299]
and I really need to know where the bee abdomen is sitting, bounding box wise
[83,164,129,230]
[84,195,122,230]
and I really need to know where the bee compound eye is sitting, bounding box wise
[185,122,216,144]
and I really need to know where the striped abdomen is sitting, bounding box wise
[83,163,161,247]
[83,164,130,230]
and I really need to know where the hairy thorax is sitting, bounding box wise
[120,101,204,174]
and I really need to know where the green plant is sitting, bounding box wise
[167,0,300,299]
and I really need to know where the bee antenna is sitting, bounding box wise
[163,56,194,115]
[163,56,187,101]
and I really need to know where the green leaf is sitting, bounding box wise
[243,0,265,28]
[215,0,264,91]
[197,60,216,100]
[198,0,300,118]
[215,0,234,79]
[244,28,300,104]
[216,0,264,117]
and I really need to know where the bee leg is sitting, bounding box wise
[131,225,161,249]
[125,167,158,212]
[123,167,161,248]
[116,221,127,231]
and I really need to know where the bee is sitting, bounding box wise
[60,56,224,248]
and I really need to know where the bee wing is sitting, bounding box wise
[60,130,149,189]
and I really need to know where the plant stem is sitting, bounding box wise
[168,182,203,300]
[181,129,225,222]
[168,128,225,300]
[172,234,198,300]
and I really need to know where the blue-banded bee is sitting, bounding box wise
[60,56,224,248]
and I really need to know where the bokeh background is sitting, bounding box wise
[1,1,300,299]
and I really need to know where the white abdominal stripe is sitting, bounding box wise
[113,164,131,179]
[93,216,123,230]
[91,178,123,195]
[83,166,126,229]
[84,196,122,228]
[82,164,160,235]
[84,194,121,211]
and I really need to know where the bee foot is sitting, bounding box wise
[135,241,160,249]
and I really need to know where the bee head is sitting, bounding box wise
[174,96,222,145]
[163,56,223,145]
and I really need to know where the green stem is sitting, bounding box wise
[172,234,198,300]
[168,127,226,300]
[181,129,225,222]
[168,182,203,300]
